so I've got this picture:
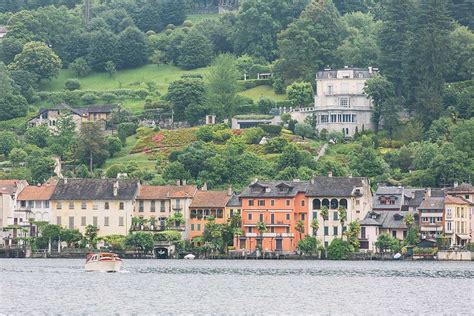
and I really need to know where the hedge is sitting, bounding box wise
[238,79,272,91]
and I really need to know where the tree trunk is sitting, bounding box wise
[89,151,93,173]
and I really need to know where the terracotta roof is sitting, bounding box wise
[17,184,56,201]
[445,195,471,205]
[0,179,25,195]
[138,185,197,199]
[418,197,445,210]
[190,191,231,208]
[445,183,474,194]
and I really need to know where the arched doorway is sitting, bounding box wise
[155,247,169,259]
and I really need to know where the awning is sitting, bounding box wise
[456,234,471,240]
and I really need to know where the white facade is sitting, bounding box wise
[314,67,376,137]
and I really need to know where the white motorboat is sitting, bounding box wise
[184,254,195,260]
[85,253,122,272]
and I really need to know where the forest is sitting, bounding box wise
[0,0,472,189]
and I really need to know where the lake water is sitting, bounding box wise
[1,259,473,314]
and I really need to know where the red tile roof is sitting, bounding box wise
[445,195,471,205]
[190,190,231,208]
[17,184,56,201]
[138,185,197,199]
[0,179,25,195]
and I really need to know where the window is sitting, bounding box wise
[333,227,338,236]
[175,199,181,209]
[403,230,407,238]
[333,212,339,220]
[301,213,306,221]
[93,204,98,210]
[301,200,305,207]
[150,201,156,212]
[28,201,34,208]
[81,202,86,210]
[119,217,124,227]
[339,98,349,107]
[68,202,74,210]
[446,208,452,218]
[258,200,265,206]
[324,226,329,236]
[104,217,109,226]
[93,216,98,227]
[44,201,50,208]
[191,224,195,231]
[81,216,86,226]
[20,201,26,207]
[361,227,366,239]
[248,227,253,233]
[197,224,201,231]
[321,115,329,123]
[248,200,254,206]
[465,195,469,200]
[352,114,356,123]
[286,200,290,206]
[392,230,397,238]
[56,216,61,225]
[69,216,74,229]
[270,213,275,224]
[313,212,317,219]
[356,200,360,206]
[160,201,166,212]
[119,202,124,210]
[270,200,275,206]
[330,114,337,122]
[35,201,42,208]
[104,202,109,210]
[327,84,334,95]
[259,214,264,222]
[139,201,144,212]
[286,213,290,220]
[338,114,342,122]
[248,213,253,220]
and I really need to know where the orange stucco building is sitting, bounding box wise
[188,190,232,240]
[238,181,308,254]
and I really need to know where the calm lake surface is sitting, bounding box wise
[1,259,473,315]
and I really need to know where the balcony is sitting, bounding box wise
[262,233,277,238]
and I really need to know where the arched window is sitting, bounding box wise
[322,199,330,208]
[330,199,339,209]
[340,199,348,209]
[312,199,321,210]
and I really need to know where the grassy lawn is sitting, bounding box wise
[238,85,287,102]
[39,64,210,95]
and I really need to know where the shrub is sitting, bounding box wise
[275,100,292,108]
[118,122,138,143]
[183,20,193,27]
[259,124,282,136]
[237,79,272,90]
[248,64,271,79]
[65,79,81,91]
[242,128,265,144]
[196,125,215,142]
[327,238,354,260]
[81,92,97,104]
[166,24,176,30]
[102,93,116,103]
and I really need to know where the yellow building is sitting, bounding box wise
[445,195,472,247]
[51,179,139,236]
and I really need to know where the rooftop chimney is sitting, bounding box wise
[328,171,333,178]
[227,185,232,196]
[424,188,431,198]
[201,182,207,191]
[368,66,373,74]
[64,178,67,184]
[349,173,352,178]
[113,180,119,197]
[310,178,315,185]
[183,179,187,186]
[454,181,459,188]
[176,179,181,186]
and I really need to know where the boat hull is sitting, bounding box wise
[85,260,122,272]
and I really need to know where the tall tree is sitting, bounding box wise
[166,76,206,122]
[276,0,345,82]
[75,122,109,171]
[87,30,118,71]
[177,30,213,70]
[408,0,453,127]
[206,54,240,120]
[10,41,62,80]
[378,0,415,97]
[116,26,149,69]
[363,74,397,133]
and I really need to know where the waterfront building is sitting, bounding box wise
[444,195,472,247]
[226,192,242,219]
[313,67,377,137]
[0,180,28,247]
[188,189,232,240]
[373,186,443,212]
[358,210,419,252]
[50,179,139,236]
[418,191,445,239]
[16,181,57,236]
[135,183,197,238]
[238,180,308,254]
[306,175,372,248]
